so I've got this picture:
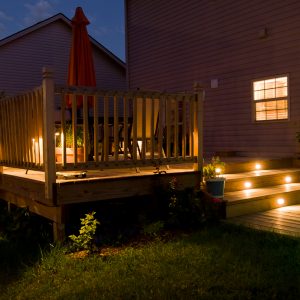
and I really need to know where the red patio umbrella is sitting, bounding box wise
[66,6,96,107]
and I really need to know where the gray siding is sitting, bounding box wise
[0,20,126,96]
[126,0,300,157]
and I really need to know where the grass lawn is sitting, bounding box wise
[0,223,299,300]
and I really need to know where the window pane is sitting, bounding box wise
[277,100,287,109]
[265,79,275,89]
[254,80,264,91]
[276,77,287,87]
[256,102,266,111]
[266,110,277,120]
[266,101,276,110]
[276,87,287,97]
[265,88,275,99]
[256,111,266,120]
[254,90,264,100]
[277,109,288,119]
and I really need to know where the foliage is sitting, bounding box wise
[69,212,100,253]
[203,156,225,180]
[2,224,300,299]
[166,177,205,228]
[56,124,84,148]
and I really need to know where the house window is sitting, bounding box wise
[253,76,288,121]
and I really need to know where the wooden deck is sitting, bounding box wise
[226,204,300,238]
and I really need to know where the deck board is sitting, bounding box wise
[226,205,300,237]
[2,164,194,183]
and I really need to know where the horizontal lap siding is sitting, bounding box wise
[127,0,300,157]
[0,21,126,96]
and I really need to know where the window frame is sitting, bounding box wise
[252,74,290,123]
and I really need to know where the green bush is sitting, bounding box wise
[69,212,100,253]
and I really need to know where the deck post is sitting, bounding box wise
[42,68,56,204]
[193,83,204,183]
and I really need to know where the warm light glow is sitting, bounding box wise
[244,181,252,189]
[55,132,60,136]
[277,198,285,205]
[32,138,35,143]
[255,163,261,170]
[284,176,292,183]
[215,167,221,174]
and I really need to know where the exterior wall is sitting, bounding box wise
[126,0,300,157]
[0,20,126,96]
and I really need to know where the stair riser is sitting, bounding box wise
[225,171,300,192]
[225,158,293,174]
[226,190,300,218]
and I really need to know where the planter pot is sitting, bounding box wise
[205,177,226,198]
[55,147,84,163]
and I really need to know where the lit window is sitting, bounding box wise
[253,76,288,121]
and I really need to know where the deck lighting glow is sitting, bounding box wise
[277,198,285,205]
[244,181,252,189]
[215,167,222,174]
[284,176,292,183]
[255,163,261,170]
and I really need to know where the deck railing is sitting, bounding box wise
[0,68,204,201]
[0,86,44,169]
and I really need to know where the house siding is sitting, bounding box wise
[126,0,300,157]
[0,20,126,96]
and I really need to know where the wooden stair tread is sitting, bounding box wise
[224,168,300,181]
[224,183,300,203]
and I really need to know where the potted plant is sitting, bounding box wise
[203,156,226,198]
[55,124,85,163]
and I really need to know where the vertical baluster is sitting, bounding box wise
[190,95,194,158]
[174,96,179,158]
[33,90,41,166]
[37,89,44,166]
[166,96,171,158]
[182,96,187,158]
[83,93,89,163]
[193,83,204,173]
[123,95,129,159]
[11,97,18,164]
[158,96,164,159]
[141,96,146,160]
[60,92,66,167]
[72,93,78,164]
[114,94,119,160]
[94,95,99,163]
[132,95,138,161]
[104,95,109,161]
[150,96,155,160]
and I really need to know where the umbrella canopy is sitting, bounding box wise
[66,7,96,107]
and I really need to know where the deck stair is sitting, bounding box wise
[223,158,300,218]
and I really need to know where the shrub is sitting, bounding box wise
[69,212,100,253]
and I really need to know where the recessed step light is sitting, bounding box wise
[277,198,285,205]
[255,163,262,170]
[284,176,292,183]
[244,181,252,189]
